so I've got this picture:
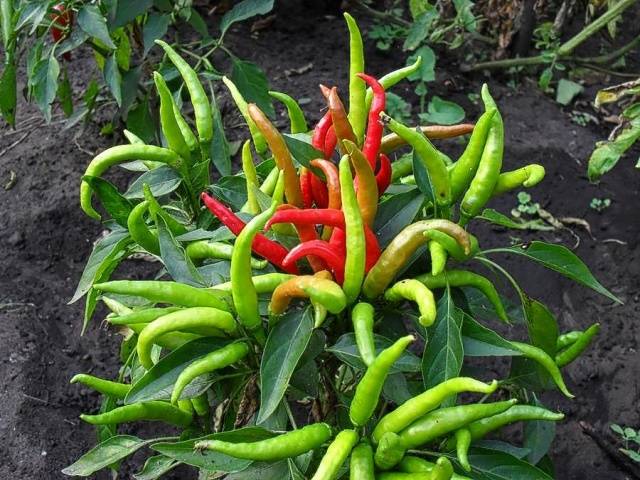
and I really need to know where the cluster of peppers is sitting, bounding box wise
[69,13,602,480]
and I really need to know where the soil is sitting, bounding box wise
[1,1,638,479]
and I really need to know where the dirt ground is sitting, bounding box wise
[1,2,638,479]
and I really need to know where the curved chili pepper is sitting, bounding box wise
[328,87,357,153]
[324,125,338,158]
[352,302,376,366]
[268,271,347,315]
[492,164,546,197]
[248,104,303,207]
[555,323,600,367]
[240,140,260,215]
[511,341,573,397]
[265,208,381,272]
[358,73,385,169]
[276,204,325,272]
[222,76,268,155]
[310,158,341,238]
[70,374,130,399]
[384,279,436,326]
[319,83,332,100]
[201,192,297,274]
[350,442,375,480]
[311,429,359,480]
[376,153,392,195]
[344,12,366,144]
[268,90,308,134]
[380,123,476,154]
[364,56,422,111]
[212,273,295,294]
[344,140,378,227]
[153,72,191,164]
[282,240,345,284]
[310,172,329,208]
[312,110,333,149]
[428,240,448,275]
[299,167,314,209]
[374,432,405,471]
[81,400,193,428]
[127,201,159,255]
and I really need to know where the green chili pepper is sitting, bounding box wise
[142,184,188,236]
[391,154,414,182]
[372,377,498,443]
[423,230,479,262]
[269,90,308,134]
[123,129,162,170]
[240,140,261,215]
[378,457,454,480]
[429,241,448,276]
[222,75,268,155]
[352,302,376,366]
[186,240,267,269]
[449,109,496,201]
[155,40,212,154]
[510,341,573,397]
[339,154,366,305]
[127,201,160,255]
[363,220,470,299]
[492,164,546,196]
[231,172,284,342]
[398,399,517,453]
[399,456,471,480]
[196,423,332,461]
[178,399,194,414]
[311,429,359,480]
[81,400,193,427]
[81,145,185,220]
[191,393,210,417]
[365,56,422,111]
[212,272,295,294]
[93,280,232,312]
[380,112,451,206]
[431,457,454,480]
[415,270,508,323]
[374,432,406,470]
[173,103,199,153]
[557,330,583,350]
[107,307,183,325]
[350,335,415,426]
[350,442,375,480]
[459,85,503,224]
[344,12,366,144]
[153,71,191,163]
[555,323,600,367]
[70,374,131,399]
[126,322,199,351]
[171,342,249,404]
[137,307,237,369]
[454,428,472,472]
[269,272,347,316]
[384,279,436,327]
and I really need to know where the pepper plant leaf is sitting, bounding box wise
[62,435,149,477]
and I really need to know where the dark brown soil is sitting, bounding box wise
[1,2,638,479]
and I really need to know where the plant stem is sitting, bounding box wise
[579,34,640,64]
[353,0,411,27]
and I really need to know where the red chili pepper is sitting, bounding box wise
[357,73,385,170]
[51,4,73,61]
[312,111,332,150]
[201,192,298,274]
[283,240,345,284]
[319,84,332,100]
[310,173,329,208]
[266,208,381,272]
[299,167,314,209]
[324,126,337,159]
[376,153,392,196]
[275,205,326,272]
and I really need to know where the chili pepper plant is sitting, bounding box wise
[64,13,619,480]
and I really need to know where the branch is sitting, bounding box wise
[580,421,640,479]
[352,1,411,27]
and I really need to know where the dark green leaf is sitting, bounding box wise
[82,176,133,227]
[187,8,209,38]
[220,0,274,38]
[57,66,73,117]
[156,216,205,287]
[382,373,413,405]
[374,188,425,247]
[120,66,142,118]
[77,5,116,49]
[477,209,532,230]
[328,333,421,373]
[32,53,60,122]
[126,337,232,403]
[126,96,156,143]
[588,116,640,181]
[486,241,621,303]
[412,145,435,202]
[210,176,248,211]
[422,289,463,401]
[69,230,131,304]
[133,455,178,480]
[467,447,553,480]
[143,13,171,56]
[461,313,522,357]
[0,55,17,126]
[523,397,556,465]
[104,54,122,106]
[62,436,148,476]
[257,307,313,423]
[283,133,323,168]
[210,93,231,176]
[231,59,274,117]
[124,166,182,199]
[112,0,153,28]
[227,460,290,480]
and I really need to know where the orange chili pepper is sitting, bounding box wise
[269,270,346,315]
[343,140,378,227]
[328,87,357,153]
[380,124,475,153]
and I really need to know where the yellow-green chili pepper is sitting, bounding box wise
[153,71,191,163]
[384,279,436,327]
[222,75,267,155]
[311,429,359,480]
[240,140,261,215]
[269,90,308,134]
[492,164,546,196]
[344,12,366,145]
[352,302,376,366]
[81,400,193,428]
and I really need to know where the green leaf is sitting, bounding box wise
[210,176,248,211]
[211,93,231,176]
[328,333,421,373]
[461,313,522,357]
[32,53,60,122]
[77,4,116,49]
[555,78,583,106]
[104,54,122,106]
[257,307,314,423]
[143,13,171,56]
[453,0,477,32]
[403,10,439,51]
[156,215,205,287]
[69,230,131,304]
[231,59,274,118]
[57,66,73,117]
[226,460,291,480]
[187,8,209,38]
[523,397,556,465]
[126,337,233,404]
[152,427,272,472]
[588,116,640,181]
[124,166,182,199]
[467,447,553,480]
[283,133,324,168]
[477,209,531,230]
[421,96,465,125]
[407,45,436,82]
[220,0,274,38]
[82,176,133,227]
[133,455,179,480]
[0,54,17,126]
[485,241,621,303]
[126,96,156,150]
[374,188,425,247]
[422,289,463,403]
[62,436,148,476]
[412,146,435,203]
[112,0,153,29]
